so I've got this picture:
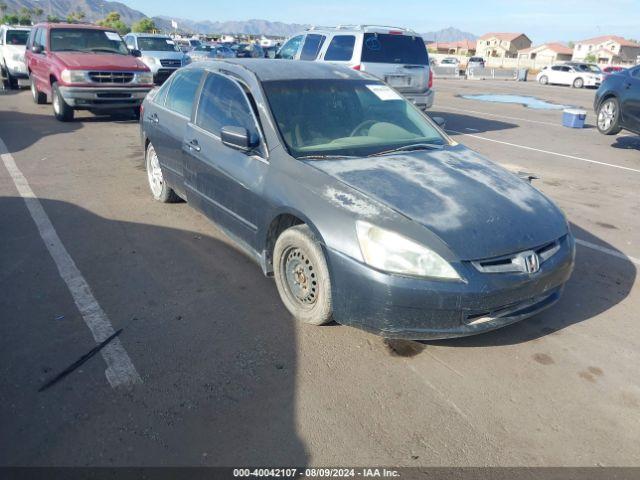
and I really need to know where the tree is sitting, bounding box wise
[47,14,61,22]
[96,12,130,35]
[585,53,597,63]
[17,7,32,25]
[567,41,575,49]
[3,13,19,24]
[33,7,44,22]
[67,10,86,23]
[131,18,156,33]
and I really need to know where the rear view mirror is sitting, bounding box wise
[431,116,446,129]
[221,126,259,151]
[31,45,43,54]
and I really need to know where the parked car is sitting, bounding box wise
[263,45,279,59]
[536,63,603,88]
[466,56,485,72]
[140,59,575,339]
[594,65,640,136]
[233,43,264,58]
[0,24,31,89]
[123,33,190,84]
[602,66,626,75]
[439,57,459,66]
[175,38,202,53]
[275,25,434,110]
[189,44,235,62]
[25,23,154,121]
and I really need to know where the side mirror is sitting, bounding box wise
[221,126,259,152]
[130,49,142,58]
[431,116,446,129]
[31,45,43,54]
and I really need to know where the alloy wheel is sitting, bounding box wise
[146,145,164,198]
[598,100,617,131]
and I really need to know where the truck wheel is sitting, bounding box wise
[145,142,179,203]
[52,82,74,121]
[597,97,622,135]
[273,225,333,326]
[30,75,46,104]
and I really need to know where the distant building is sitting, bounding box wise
[572,35,640,65]
[518,43,573,63]
[429,40,476,56]
[476,33,532,58]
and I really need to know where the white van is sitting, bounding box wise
[0,24,31,89]
[276,25,434,109]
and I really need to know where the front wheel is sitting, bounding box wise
[273,225,333,326]
[597,97,622,135]
[538,75,548,85]
[145,142,179,203]
[573,77,584,89]
[52,82,74,121]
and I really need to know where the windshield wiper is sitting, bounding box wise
[367,143,444,157]
[297,154,360,160]
[88,48,125,55]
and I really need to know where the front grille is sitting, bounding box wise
[472,238,562,274]
[160,59,181,68]
[88,71,134,84]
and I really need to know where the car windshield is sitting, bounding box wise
[50,28,129,54]
[262,79,447,158]
[361,33,428,65]
[137,36,179,52]
[6,30,29,45]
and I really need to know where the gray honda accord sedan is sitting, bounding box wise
[140,59,575,339]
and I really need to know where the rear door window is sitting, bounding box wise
[165,69,204,118]
[361,33,428,65]
[196,73,258,138]
[300,34,326,61]
[324,35,355,61]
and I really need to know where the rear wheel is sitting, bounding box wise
[539,75,548,85]
[145,142,179,203]
[30,74,46,104]
[273,225,333,326]
[52,82,74,121]
[597,97,622,135]
[573,77,584,89]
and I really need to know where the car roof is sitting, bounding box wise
[129,32,171,38]
[1,25,31,30]
[191,58,373,82]
[34,22,114,31]
[305,25,419,35]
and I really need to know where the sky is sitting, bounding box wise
[120,0,640,43]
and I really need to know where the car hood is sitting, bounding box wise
[140,50,185,60]
[307,145,568,260]
[4,45,26,57]
[51,52,148,71]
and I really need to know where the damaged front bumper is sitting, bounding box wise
[327,234,575,340]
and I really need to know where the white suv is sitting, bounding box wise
[0,24,30,89]
[276,25,434,109]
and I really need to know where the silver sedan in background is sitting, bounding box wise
[189,44,236,62]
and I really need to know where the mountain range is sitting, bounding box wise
[2,0,477,40]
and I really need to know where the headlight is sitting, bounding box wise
[141,56,157,65]
[12,52,23,62]
[134,71,154,84]
[60,69,88,83]
[356,221,460,280]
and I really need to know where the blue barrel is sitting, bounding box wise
[562,109,587,128]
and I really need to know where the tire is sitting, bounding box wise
[539,75,548,85]
[597,97,622,135]
[52,82,74,121]
[4,64,16,89]
[573,77,584,89]
[145,142,179,203]
[30,74,46,104]
[273,225,333,326]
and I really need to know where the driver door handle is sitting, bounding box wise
[186,139,201,152]
[147,113,159,124]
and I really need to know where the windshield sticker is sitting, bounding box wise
[366,84,403,101]
[166,40,175,44]
[105,31,121,41]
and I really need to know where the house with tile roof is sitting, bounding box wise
[518,43,573,64]
[429,40,477,56]
[475,33,532,59]
[572,35,640,65]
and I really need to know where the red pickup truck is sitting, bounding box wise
[25,23,154,121]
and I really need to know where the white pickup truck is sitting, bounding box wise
[0,25,31,89]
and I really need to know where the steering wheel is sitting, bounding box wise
[350,120,378,137]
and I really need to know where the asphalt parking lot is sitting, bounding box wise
[1,78,639,467]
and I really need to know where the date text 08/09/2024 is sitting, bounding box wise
[233,468,401,478]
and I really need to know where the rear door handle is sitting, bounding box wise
[186,139,201,152]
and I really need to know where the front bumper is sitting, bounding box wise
[326,234,575,340]
[58,86,152,109]
[584,77,601,87]
[404,89,434,110]
[5,61,28,78]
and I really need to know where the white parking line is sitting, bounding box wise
[448,129,640,174]
[438,105,563,127]
[0,138,142,389]
[576,239,640,266]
